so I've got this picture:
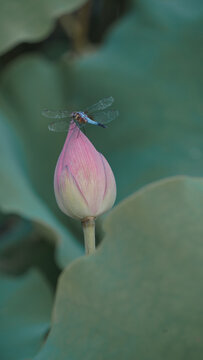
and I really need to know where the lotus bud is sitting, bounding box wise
[54,122,116,222]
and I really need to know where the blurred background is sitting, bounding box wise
[0,0,202,358]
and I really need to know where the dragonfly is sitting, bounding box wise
[42,96,119,132]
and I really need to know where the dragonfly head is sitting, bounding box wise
[72,112,82,122]
[71,111,76,119]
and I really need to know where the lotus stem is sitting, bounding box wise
[82,217,96,255]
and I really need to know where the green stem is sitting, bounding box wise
[82,217,96,255]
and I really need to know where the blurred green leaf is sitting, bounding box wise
[0,213,33,253]
[0,213,60,287]
[0,269,53,360]
[34,176,203,360]
[0,0,202,269]
[0,0,87,55]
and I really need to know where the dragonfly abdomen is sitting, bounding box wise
[82,112,106,128]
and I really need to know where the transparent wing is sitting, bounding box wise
[85,96,114,114]
[90,110,119,124]
[48,120,70,132]
[42,109,72,119]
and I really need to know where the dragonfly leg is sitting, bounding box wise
[83,126,87,135]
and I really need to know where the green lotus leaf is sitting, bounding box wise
[0,269,53,360]
[34,176,203,360]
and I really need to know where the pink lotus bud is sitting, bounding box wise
[54,122,116,220]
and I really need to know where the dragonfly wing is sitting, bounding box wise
[42,109,72,119]
[90,110,119,124]
[85,96,114,114]
[48,120,70,132]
